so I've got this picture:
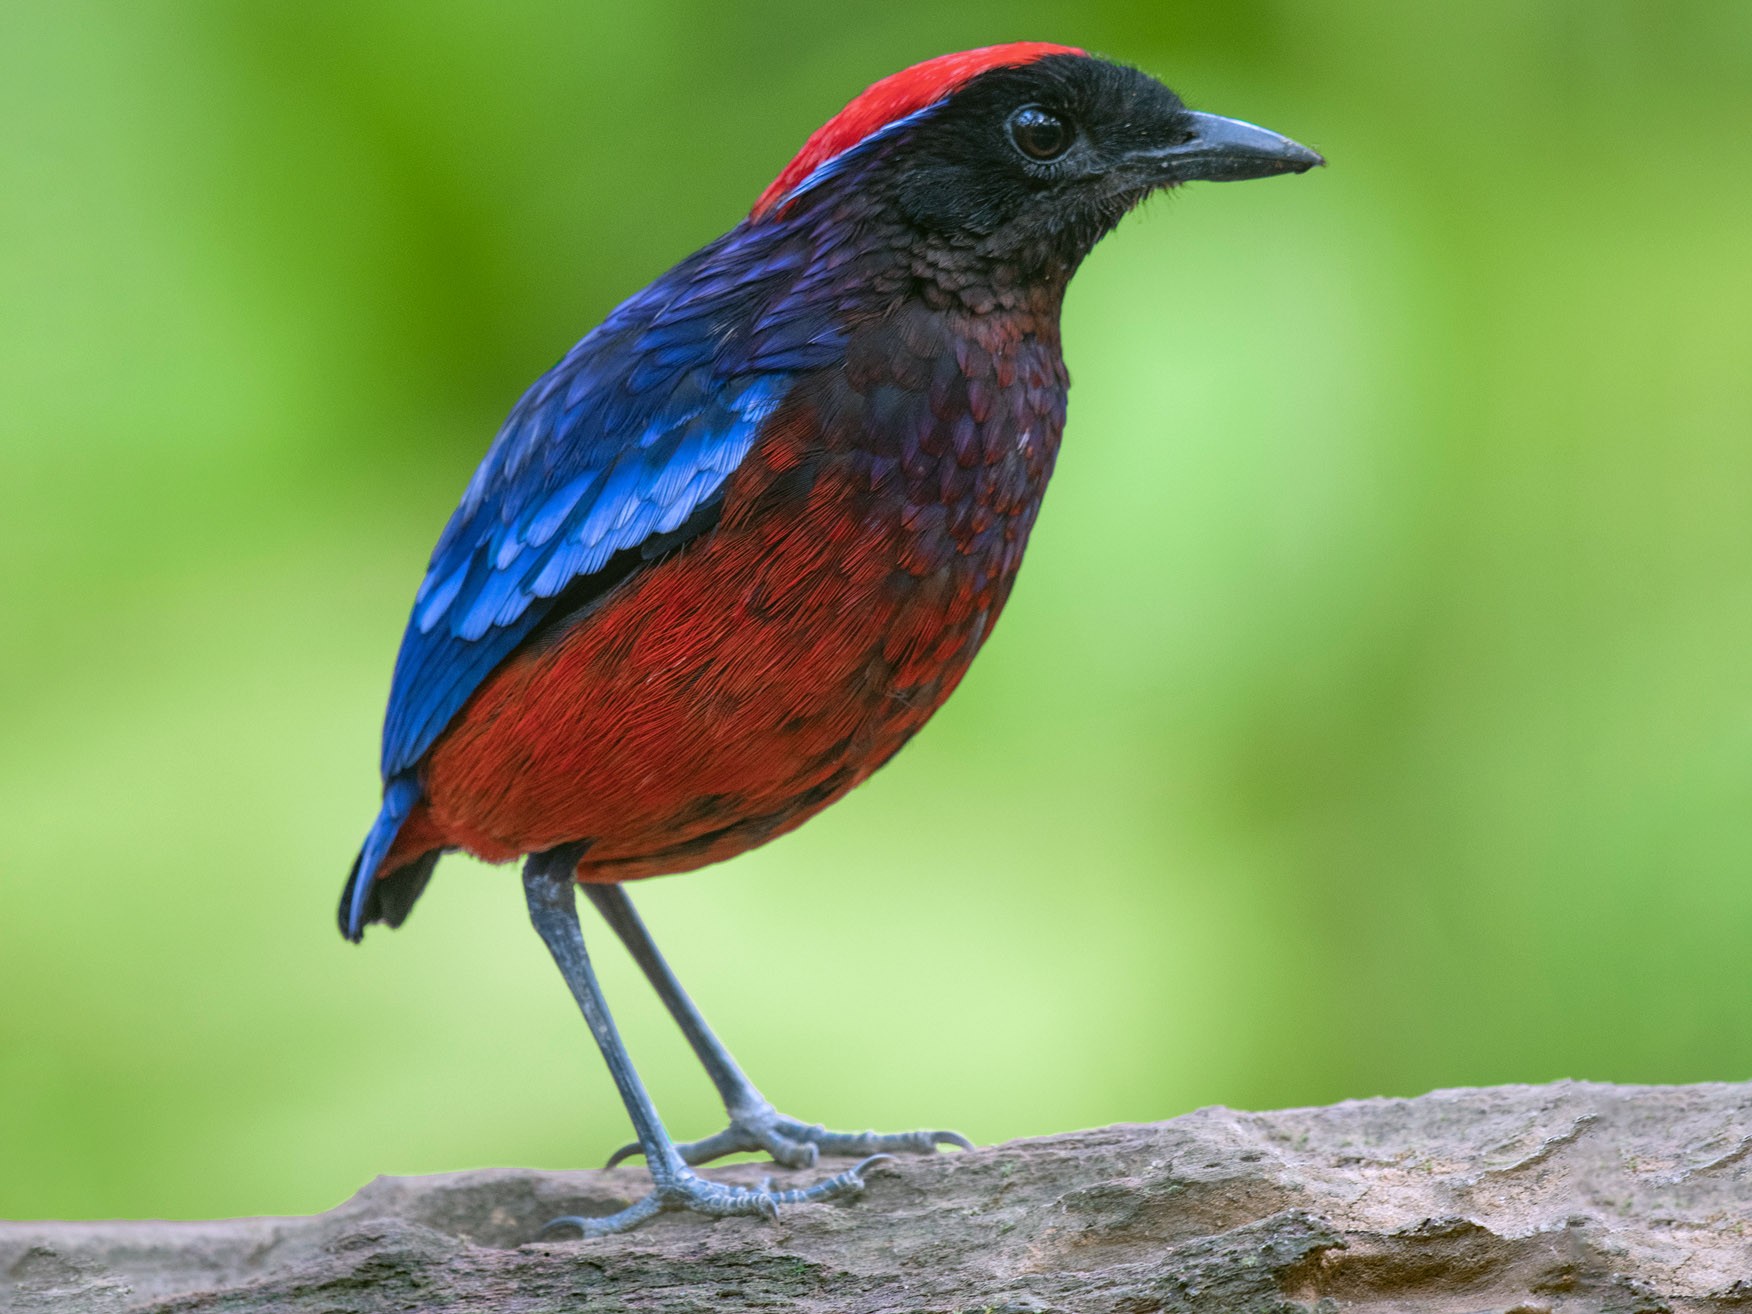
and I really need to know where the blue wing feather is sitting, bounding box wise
[377,222,843,780]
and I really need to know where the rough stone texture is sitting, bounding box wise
[4,1082,1750,1313]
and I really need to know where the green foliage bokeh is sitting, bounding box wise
[3,0,1750,1220]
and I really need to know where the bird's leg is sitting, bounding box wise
[582,882,972,1170]
[523,848,888,1237]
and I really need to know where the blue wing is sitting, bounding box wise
[378,222,846,780]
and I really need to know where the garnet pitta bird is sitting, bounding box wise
[341,43,1321,1234]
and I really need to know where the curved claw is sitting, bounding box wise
[603,1139,643,1170]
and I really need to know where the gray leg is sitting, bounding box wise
[583,882,972,1170]
[524,848,887,1237]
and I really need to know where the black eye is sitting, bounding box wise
[1007,106,1073,162]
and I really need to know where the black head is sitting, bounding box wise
[889,54,1320,260]
[760,49,1322,278]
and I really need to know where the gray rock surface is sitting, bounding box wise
[4,1081,1749,1312]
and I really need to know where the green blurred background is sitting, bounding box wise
[3,0,1750,1222]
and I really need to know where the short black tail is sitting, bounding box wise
[337,849,440,941]
[340,775,429,942]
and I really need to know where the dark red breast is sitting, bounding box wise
[389,296,1069,881]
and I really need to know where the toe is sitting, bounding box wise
[534,1154,891,1241]
[765,1152,891,1205]
[757,1131,819,1169]
[787,1124,973,1158]
[672,1126,759,1166]
[540,1190,664,1238]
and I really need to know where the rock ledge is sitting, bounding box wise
[4,1081,1749,1312]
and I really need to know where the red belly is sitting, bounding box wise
[402,444,997,881]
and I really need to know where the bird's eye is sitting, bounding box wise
[1007,106,1073,162]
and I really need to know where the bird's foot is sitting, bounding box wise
[542,1154,890,1238]
[606,1103,972,1170]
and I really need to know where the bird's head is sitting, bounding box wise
[752,44,1323,281]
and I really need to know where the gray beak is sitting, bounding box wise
[1143,110,1324,184]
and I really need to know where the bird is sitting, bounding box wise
[340,42,1321,1236]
